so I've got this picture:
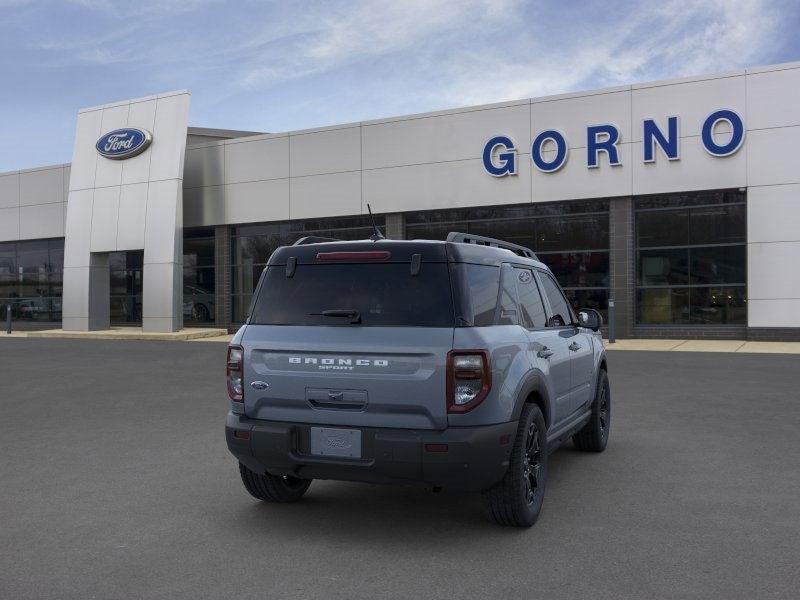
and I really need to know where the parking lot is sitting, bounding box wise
[1,338,798,599]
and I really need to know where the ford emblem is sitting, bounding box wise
[96,128,152,160]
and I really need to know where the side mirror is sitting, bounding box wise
[577,308,603,332]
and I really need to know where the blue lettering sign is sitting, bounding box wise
[701,109,745,157]
[482,108,745,176]
[482,136,518,176]
[587,124,621,168]
[531,130,568,173]
[643,116,679,162]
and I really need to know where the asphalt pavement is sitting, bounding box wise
[1,338,798,599]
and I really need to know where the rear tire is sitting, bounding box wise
[239,463,311,503]
[482,404,548,528]
[573,369,610,452]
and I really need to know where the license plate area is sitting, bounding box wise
[310,427,362,458]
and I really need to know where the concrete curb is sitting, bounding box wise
[13,327,228,341]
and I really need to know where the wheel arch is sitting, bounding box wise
[512,371,552,430]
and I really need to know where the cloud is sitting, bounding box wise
[0,0,795,170]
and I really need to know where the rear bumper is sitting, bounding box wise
[226,412,517,492]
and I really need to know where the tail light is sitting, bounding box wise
[227,345,244,402]
[447,350,491,413]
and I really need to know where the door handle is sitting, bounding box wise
[537,347,554,359]
[569,342,581,352]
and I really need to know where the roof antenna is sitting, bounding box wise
[367,203,385,241]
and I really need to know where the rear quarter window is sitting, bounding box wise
[452,263,501,326]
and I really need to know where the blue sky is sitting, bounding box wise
[1,0,798,171]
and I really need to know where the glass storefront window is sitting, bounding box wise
[406,201,611,319]
[635,190,746,325]
[0,238,64,322]
[183,228,216,325]
[109,250,143,325]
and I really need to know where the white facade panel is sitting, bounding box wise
[89,186,120,252]
[149,93,191,182]
[746,68,800,130]
[631,75,746,141]
[61,266,90,318]
[94,104,128,189]
[225,136,289,184]
[748,241,800,300]
[747,184,800,244]
[116,183,148,250]
[290,171,361,219]
[748,299,800,327]
[632,139,747,195]
[143,178,181,264]
[121,99,157,185]
[225,178,290,224]
[364,158,531,213]
[746,126,800,187]
[362,103,530,169]
[290,126,360,177]
[0,207,19,240]
[63,189,93,268]
[69,109,104,191]
[0,173,19,209]
[534,90,631,147]
[532,144,632,202]
[19,167,64,206]
[19,202,64,240]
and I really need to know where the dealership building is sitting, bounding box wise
[1,61,799,339]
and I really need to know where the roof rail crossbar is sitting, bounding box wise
[293,236,340,245]
[446,232,537,259]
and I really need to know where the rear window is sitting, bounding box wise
[250,263,454,327]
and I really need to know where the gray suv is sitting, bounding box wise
[225,232,610,527]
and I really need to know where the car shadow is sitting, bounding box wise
[222,447,588,541]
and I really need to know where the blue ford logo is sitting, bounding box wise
[96,128,152,160]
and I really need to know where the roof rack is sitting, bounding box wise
[292,236,340,245]
[446,232,537,260]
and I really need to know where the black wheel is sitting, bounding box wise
[239,463,311,503]
[573,369,610,452]
[482,403,548,527]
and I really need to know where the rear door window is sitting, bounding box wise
[250,263,454,327]
[515,268,547,328]
[538,271,574,327]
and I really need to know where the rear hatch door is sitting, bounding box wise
[241,243,454,430]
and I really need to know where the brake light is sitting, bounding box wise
[227,345,244,402]
[446,350,491,413]
[316,251,391,261]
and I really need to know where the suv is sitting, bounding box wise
[225,232,610,527]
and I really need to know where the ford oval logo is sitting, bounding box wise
[96,128,152,160]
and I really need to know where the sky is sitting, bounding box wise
[0,0,798,171]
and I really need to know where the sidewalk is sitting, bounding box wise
[2,329,799,353]
[603,339,800,354]
[1,327,228,341]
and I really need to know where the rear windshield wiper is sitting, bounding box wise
[310,309,362,324]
